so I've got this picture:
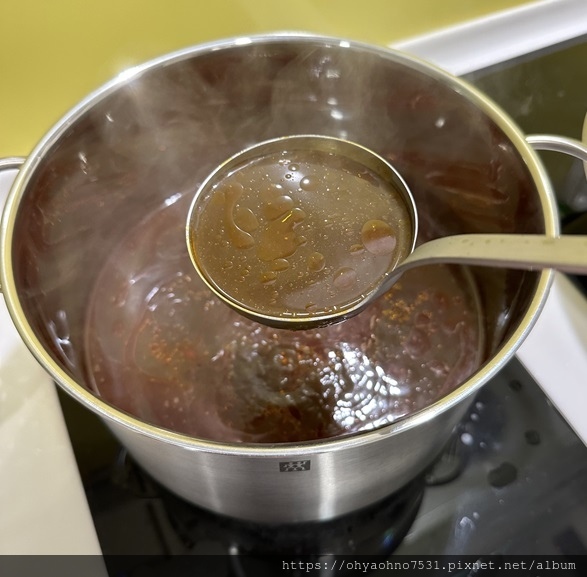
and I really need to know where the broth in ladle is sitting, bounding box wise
[187,139,415,327]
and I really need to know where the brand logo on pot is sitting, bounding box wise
[279,460,311,472]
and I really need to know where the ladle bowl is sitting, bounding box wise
[185,135,418,329]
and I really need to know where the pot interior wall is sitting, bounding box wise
[11,38,544,434]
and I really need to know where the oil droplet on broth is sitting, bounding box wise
[333,267,357,289]
[308,251,326,273]
[192,147,413,319]
[234,205,259,232]
[256,207,307,261]
[260,271,278,285]
[262,194,294,220]
[222,182,255,249]
[271,258,290,272]
[300,175,318,192]
[361,219,397,256]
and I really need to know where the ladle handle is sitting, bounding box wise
[397,233,587,275]
[381,136,587,296]
[0,157,26,294]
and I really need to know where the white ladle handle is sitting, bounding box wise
[384,135,587,288]
[397,234,587,275]
[419,134,587,271]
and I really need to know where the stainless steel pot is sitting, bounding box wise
[2,34,586,523]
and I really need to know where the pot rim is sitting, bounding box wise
[0,32,557,458]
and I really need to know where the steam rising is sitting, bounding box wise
[11,38,541,442]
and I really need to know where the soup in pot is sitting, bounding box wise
[85,193,484,444]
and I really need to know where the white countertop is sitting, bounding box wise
[0,168,104,556]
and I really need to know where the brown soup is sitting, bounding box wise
[188,146,413,321]
[85,193,483,444]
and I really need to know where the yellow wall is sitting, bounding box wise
[0,0,533,157]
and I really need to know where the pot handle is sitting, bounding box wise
[0,156,25,172]
[526,134,587,162]
[0,156,26,294]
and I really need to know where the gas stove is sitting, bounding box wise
[1,0,587,567]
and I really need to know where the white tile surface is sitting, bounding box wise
[517,274,587,446]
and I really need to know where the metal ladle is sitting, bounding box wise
[186,134,587,330]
